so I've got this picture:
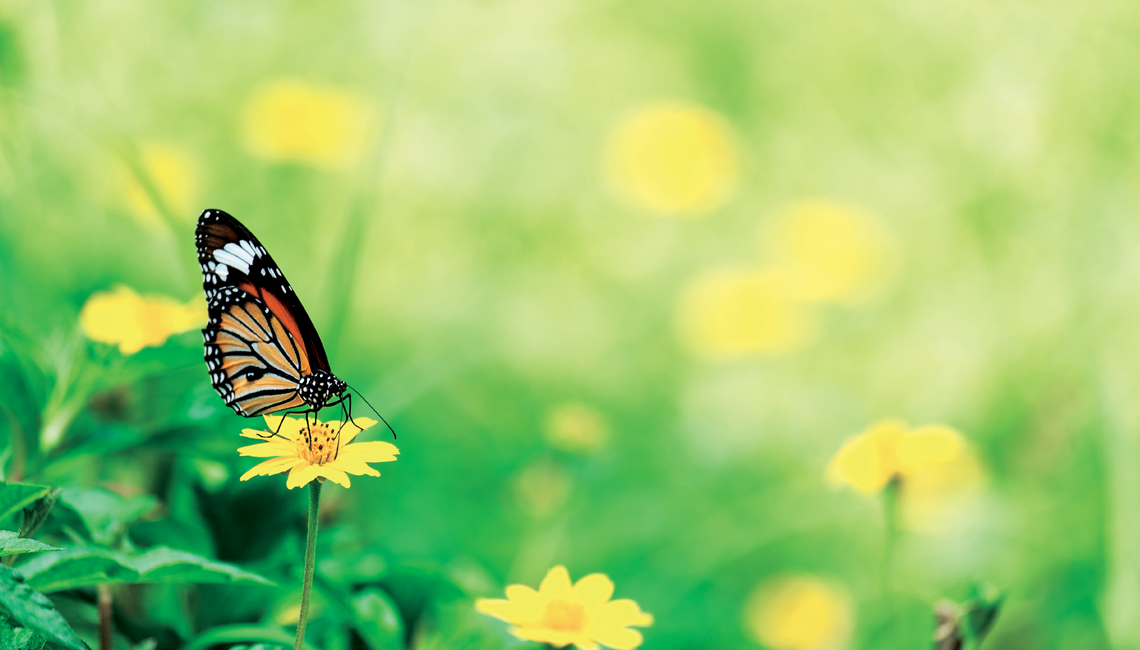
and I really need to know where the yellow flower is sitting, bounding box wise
[238,415,399,489]
[676,268,817,358]
[603,102,737,216]
[743,575,854,650]
[827,420,984,531]
[476,566,653,650]
[123,142,197,227]
[80,285,205,355]
[764,201,895,304]
[827,420,965,494]
[544,402,610,454]
[242,79,375,169]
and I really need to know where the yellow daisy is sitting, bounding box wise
[238,415,399,489]
[476,565,653,650]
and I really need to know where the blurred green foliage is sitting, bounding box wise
[1,0,1140,648]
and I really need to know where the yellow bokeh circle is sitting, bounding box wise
[242,80,375,169]
[604,102,737,216]
[744,575,854,650]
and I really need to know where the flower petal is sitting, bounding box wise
[511,625,578,647]
[240,457,301,481]
[589,627,643,650]
[573,573,615,611]
[539,566,573,598]
[326,458,381,477]
[476,598,523,623]
[286,463,322,489]
[316,466,352,488]
[340,441,400,463]
[574,640,600,650]
[504,584,544,621]
[237,442,296,457]
[593,600,652,629]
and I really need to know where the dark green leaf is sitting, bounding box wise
[181,625,315,650]
[0,564,85,650]
[18,490,60,542]
[0,614,48,650]
[0,532,60,557]
[0,483,49,524]
[19,546,272,593]
[58,487,156,547]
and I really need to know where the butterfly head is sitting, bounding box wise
[298,369,347,410]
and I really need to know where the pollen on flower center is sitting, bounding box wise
[296,422,338,465]
[540,599,587,632]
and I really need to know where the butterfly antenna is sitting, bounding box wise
[346,382,398,440]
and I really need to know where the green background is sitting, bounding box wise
[1,0,1138,648]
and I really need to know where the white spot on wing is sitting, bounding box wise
[213,249,248,274]
[216,263,230,280]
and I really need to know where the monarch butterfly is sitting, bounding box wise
[195,209,366,431]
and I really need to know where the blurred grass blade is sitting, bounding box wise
[0,564,85,650]
[181,625,317,650]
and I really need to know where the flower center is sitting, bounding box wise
[540,599,586,632]
[296,422,338,465]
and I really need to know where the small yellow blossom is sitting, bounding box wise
[676,268,817,358]
[603,102,737,216]
[764,201,895,304]
[545,402,610,454]
[827,420,966,494]
[123,142,197,227]
[827,420,984,531]
[239,415,399,489]
[743,575,854,650]
[513,458,571,517]
[80,285,205,354]
[477,566,653,650]
[242,80,375,169]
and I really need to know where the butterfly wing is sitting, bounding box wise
[196,208,331,416]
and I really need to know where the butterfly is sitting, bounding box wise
[195,209,350,422]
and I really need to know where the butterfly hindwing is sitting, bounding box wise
[196,209,331,417]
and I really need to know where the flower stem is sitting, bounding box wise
[295,480,322,650]
[98,584,112,650]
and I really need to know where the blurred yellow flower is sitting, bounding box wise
[477,565,653,650]
[239,415,399,489]
[123,142,198,227]
[545,402,610,454]
[764,201,895,304]
[743,575,854,650]
[827,420,966,494]
[604,102,737,216]
[514,458,571,517]
[676,269,817,358]
[242,80,375,169]
[80,285,204,354]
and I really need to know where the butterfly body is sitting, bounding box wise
[195,209,346,417]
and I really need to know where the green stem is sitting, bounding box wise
[295,480,322,650]
[883,475,901,645]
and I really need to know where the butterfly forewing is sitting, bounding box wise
[195,209,332,417]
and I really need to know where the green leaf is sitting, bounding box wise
[0,532,60,557]
[0,564,85,650]
[352,588,404,650]
[0,625,47,650]
[0,483,49,523]
[314,575,404,650]
[57,487,156,547]
[18,490,60,542]
[181,625,315,650]
[18,546,272,593]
